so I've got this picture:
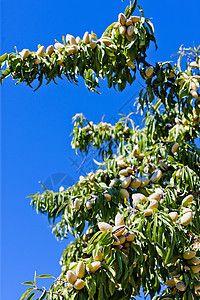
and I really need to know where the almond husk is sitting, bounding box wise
[74,279,85,290]
[36,46,45,57]
[98,222,112,232]
[46,45,54,55]
[67,270,77,285]
[76,261,85,278]
[115,213,125,226]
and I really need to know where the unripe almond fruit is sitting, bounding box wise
[121,176,131,188]
[140,177,150,187]
[127,25,134,36]
[169,212,178,222]
[20,49,30,59]
[117,160,126,168]
[66,46,77,56]
[86,200,92,210]
[159,161,168,171]
[188,256,200,265]
[76,261,85,278]
[151,170,162,183]
[89,261,101,273]
[155,188,164,196]
[126,19,133,26]
[125,33,134,42]
[183,251,196,260]
[119,169,129,176]
[165,278,179,287]
[176,169,182,177]
[127,166,133,174]
[98,222,112,232]
[76,36,81,44]
[127,59,136,70]
[129,16,140,24]
[67,270,77,285]
[59,186,65,193]
[57,57,64,66]
[132,193,146,207]
[34,58,41,65]
[148,200,158,210]
[182,195,194,207]
[180,211,193,226]
[36,46,45,57]
[66,34,76,45]
[120,188,129,200]
[89,41,97,49]
[191,265,200,273]
[83,32,90,44]
[118,235,126,244]
[93,249,103,261]
[176,281,186,291]
[149,193,161,201]
[79,175,86,184]
[104,193,111,202]
[115,213,125,226]
[171,143,179,154]
[88,173,95,182]
[190,90,198,98]
[119,25,126,35]
[132,145,140,156]
[112,225,126,236]
[72,198,81,210]
[74,279,85,290]
[126,232,135,242]
[46,45,54,55]
[191,81,199,92]
[118,13,127,25]
[145,66,154,78]
[54,42,65,50]
[100,37,113,46]
[130,178,141,189]
[144,209,153,217]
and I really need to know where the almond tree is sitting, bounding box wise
[1,1,200,299]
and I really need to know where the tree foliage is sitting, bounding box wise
[2,1,200,299]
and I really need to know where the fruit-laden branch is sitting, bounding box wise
[21,207,200,299]
[71,109,200,167]
[0,4,156,93]
[30,114,200,240]
[138,46,200,117]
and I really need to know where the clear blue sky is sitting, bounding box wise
[1,1,200,299]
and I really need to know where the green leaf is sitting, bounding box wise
[37,274,54,279]
[34,271,37,286]
[26,293,37,300]
[125,0,137,18]
[98,284,104,300]
[108,280,115,296]
[20,288,35,300]
[0,53,8,64]
[1,68,11,84]
[22,281,35,286]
